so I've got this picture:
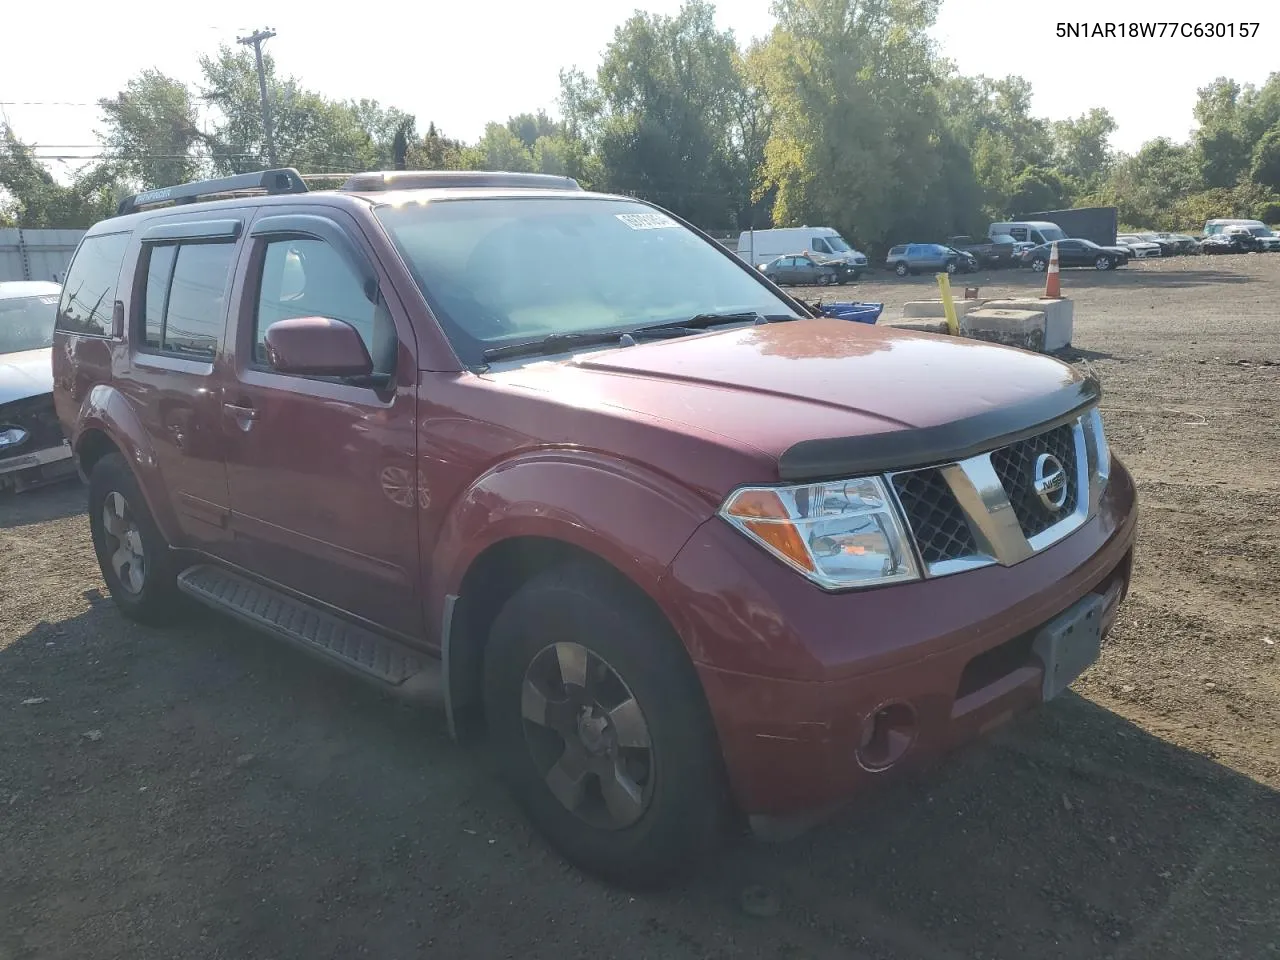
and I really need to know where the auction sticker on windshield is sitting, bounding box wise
[616,213,678,230]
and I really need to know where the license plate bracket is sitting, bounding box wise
[1032,593,1105,701]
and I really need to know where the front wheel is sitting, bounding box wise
[484,564,726,888]
[894,262,908,276]
[1031,257,1048,272]
[1095,256,1112,270]
[945,261,957,274]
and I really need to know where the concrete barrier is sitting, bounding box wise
[973,297,1073,351]
[901,298,989,321]
[880,317,952,335]
[960,308,1048,352]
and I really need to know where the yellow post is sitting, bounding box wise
[936,272,959,336]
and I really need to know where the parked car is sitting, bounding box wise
[1202,218,1279,245]
[760,254,842,286]
[946,247,981,273]
[1020,238,1129,271]
[1115,235,1162,259]
[946,235,1018,267]
[53,167,1137,888]
[885,243,961,276]
[737,227,869,280]
[1200,231,1253,255]
[1148,232,1200,255]
[1,281,77,494]
[1234,224,1280,252]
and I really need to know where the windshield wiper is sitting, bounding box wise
[480,327,689,363]
[634,310,797,334]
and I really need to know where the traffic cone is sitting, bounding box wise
[1043,242,1061,299]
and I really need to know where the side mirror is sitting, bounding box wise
[263,316,373,378]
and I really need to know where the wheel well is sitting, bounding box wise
[447,536,676,738]
[76,429,121,479]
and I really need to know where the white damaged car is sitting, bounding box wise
[1,281,77,493]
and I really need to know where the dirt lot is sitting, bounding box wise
[2,255,1278,960]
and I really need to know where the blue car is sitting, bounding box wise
[885,243,962,277]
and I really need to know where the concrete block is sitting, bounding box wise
[977,297,1074,351]
[880,317,953,335]
[901,298,989,321]
[961,308,1047,352]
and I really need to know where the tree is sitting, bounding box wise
[758,0,950,247]
[406,122,466,170]
[0,127,119,228]
[198,45,414,176]
[572,0,752,227]
[1051,108,1117,191]
[1007,166,1067,213]
[469,123,534,171]
[98,70,204,189]
[1249,123,1280,191]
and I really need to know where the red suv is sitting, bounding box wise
[53,169,1137,886]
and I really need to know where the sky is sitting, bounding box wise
[2,0,1275,182]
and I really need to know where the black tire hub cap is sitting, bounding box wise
[521,642,654,830]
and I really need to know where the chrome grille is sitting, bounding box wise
[890,468,978,564]
[890,414,1097,578]
[989,424,1079,538]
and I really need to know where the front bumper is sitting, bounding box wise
[663,459,1138,819]
[0,439,76,491]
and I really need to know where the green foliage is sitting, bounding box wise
[1249,124,1280,191]
[0,127,119,228]
[97,69,204,189]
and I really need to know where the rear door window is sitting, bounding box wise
[139,241,237,360]
[55,232,131,337]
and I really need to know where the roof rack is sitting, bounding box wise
[115,168,309,217]
[339,170,582,193]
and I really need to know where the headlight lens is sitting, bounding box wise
[0,426,30,450]
[720,477,920,589]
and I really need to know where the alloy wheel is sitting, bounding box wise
[520,641,654,830]
[102,491,146,594]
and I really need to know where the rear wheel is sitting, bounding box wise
[1031,257,1048,272]
[88,453,183,624]
[483,563,726,888]
[1094,256,1112,270]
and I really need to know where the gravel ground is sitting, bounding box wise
[2,254,1278,960]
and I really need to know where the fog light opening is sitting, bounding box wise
[856,701,917,773]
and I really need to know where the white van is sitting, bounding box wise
[1203,218,1277,237]
[988,221,1068,245]
[735,227,869,278]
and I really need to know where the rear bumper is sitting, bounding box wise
[664,460,1138,818]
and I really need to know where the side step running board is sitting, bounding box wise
[177,565,443,702]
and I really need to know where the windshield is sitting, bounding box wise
[1246,226,1270,237]
[1038,226,1067,242]
[824,235,852,252]
[375,196,800,364]
[0,294,59,354]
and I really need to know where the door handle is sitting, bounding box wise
[224,403,259,420]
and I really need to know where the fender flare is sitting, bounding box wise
[73,384,177,543]
[427,450,717,731]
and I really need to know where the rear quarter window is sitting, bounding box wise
[888,246,906,256]
[55,232,131,337]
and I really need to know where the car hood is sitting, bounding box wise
[0,348,53,406]
[485,320,1090,479]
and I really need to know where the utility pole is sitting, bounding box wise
[237,27,279,167]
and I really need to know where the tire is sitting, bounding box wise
[945,261,957,274]
[1094,256,1112,270]
[894,262,908,276]
[87,452,183,624]
[483,563,726,888]
[1031,258,1047,272]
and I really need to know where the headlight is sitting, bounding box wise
[1084,407,1111,481]
[0,426,30,450]
[719,477,920,589]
